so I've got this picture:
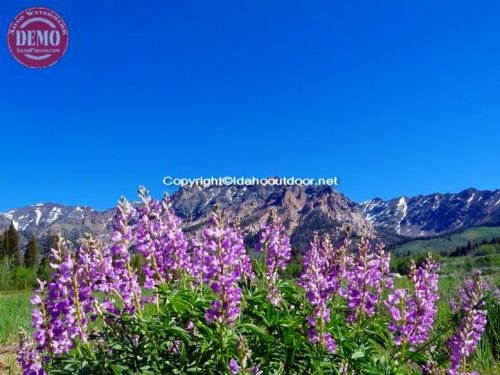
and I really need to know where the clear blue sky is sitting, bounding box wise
[1,0,499,211]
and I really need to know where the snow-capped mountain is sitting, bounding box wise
[0,203,115,242]
[360,188,500,237]
[0,184,374,253]
[1,187,499,250]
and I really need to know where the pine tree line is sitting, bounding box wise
[449,237,500,257]
[0,222,40,269]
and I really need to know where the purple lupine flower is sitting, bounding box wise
[331,229,354,300]
[450,276,499,314]
[385,253,439,348]
[135,187,190,289]
[202,206,249,326]
[421,360,439,374]
[18,329,46,375]
[189,236,207,284]
[44,242,84,355]
[80,234,114,295]
[229,358,240,374]
[300,233,338,353]
[29,238,95,357]
[345,237,390,322]
[107,197,142,313]
[75,235,112,322]
[255,209,291,304]
[447,272,487,375]
[30,235,119,360]
[231,217,255,281]
[30,280,50,354]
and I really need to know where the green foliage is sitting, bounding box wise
[393,226,500,256]
[476,244,500,256]
[9,266,37,290]
[130,253,146,285]
[24,234,39,269]
[390,252,443,275]
[0,256,37,291]
[37,255,51,282]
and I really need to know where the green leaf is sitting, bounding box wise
[351,350,365,359]
[238,322,267,337]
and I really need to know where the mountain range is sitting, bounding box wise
[1,184,499,253]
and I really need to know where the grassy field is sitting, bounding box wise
[394,226,500,255]
[0,290,31,374]
[0,291,32,345]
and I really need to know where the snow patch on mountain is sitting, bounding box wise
[35,209,42,226]
[395,197,407,234]
[46,207,62,225]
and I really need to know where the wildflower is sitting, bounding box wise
[385,253,440,348]
[229,358,240,374]
[30,235,101,356]
[447,272,487,375]
[135,187,190,288]
[75,235,112,321]
[189,236,206,284]
[231,217,254,281]
[255,209,291,304]
[300,233,337,353]
[202,206,249,326]
[30,280,50,353]
[18,329,45,375]
[346,237,390,322]
[108,197,142,313]
[44,239,87,354]
[78,234,113,295]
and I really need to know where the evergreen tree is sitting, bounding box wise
[0,230,5,258]
[24,234,39,269]
[5,222,22,265]
[43,233,59,255]
[37,233,59,281]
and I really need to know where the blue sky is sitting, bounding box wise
[1,0,499,211]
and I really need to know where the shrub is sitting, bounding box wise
[17,187,499,375]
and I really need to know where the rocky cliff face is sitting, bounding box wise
[170,184,374,253]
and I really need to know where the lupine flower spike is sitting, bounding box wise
[300,233,337,353]
[447,272,487,375]
[108,197,142,313]
[202,205,251,325]
[346,236,390,322]
[385,253,439,349]
[256,209,291,304]
[18,328,45,375]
